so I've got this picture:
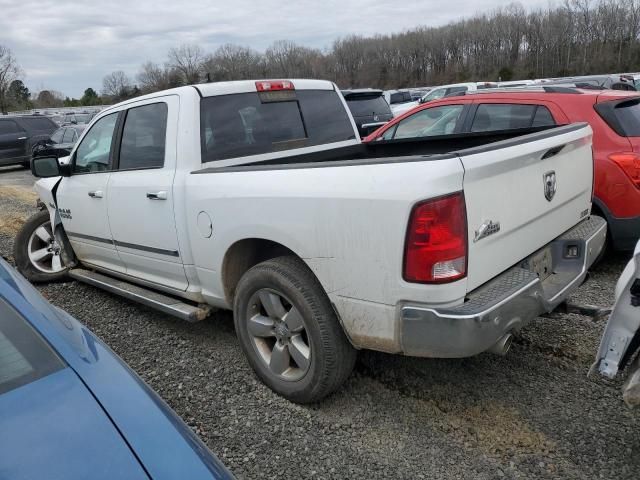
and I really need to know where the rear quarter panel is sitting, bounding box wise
[184,158,466,351]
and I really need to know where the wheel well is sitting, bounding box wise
[222,238,297,305]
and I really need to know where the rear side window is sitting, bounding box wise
[446,86,468,96]
[532,106,555,127]
[62,128,75,143]
[471,104,553,132]
[0,120,22,135]
[601,99,640,136]
[200,89,355,162]
[345,96,391,117]
[0,298,64,395]
[20,117,56,131]
[118,103,168,170]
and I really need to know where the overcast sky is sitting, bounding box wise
[0,0,552,98]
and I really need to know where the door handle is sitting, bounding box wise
[88,190,103,198]
[17,136,27,140]
[146,191,167,200]
[541,144,565,160]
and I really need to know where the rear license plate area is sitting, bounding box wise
[522,247,553,281]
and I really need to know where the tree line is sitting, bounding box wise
[3,0,640,111]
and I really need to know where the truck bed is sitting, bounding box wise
[194,124,568,173]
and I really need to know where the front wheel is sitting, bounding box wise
[14,210,70,282]
[233,256,356,403]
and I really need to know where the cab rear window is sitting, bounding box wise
[200,90,355,162]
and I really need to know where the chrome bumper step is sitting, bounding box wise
[68,269,211,322]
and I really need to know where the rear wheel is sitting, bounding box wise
[233,256,356,403]
[14,210,69,282]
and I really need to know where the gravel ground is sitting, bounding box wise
[1,169,638,479]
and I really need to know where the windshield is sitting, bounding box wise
[346,96,391,117]
[200,89,356,162]
[0,298,64,395]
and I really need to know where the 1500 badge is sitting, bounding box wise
[474,220,500,243]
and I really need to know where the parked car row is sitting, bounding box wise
[364,86,640,252]
[0,115,58,168]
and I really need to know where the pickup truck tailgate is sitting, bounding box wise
[461,124,593,291]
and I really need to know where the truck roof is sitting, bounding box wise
[100,79,338,116]
[196,79,335,97]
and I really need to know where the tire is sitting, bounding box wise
[14,210,69,283]
[233,256,356,403]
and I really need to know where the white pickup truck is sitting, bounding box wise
[18,79,606,403]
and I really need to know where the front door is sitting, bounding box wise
[56,112,126,273]
[106,97,188,291]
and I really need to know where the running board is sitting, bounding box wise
[68,269,211,322]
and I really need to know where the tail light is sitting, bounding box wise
[403,192,467,283]
[609,152,640,189]
[255,80,294,92]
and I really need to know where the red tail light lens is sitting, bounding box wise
[255,80,294,92]
[609,152,640,189]
[403,192,467,283]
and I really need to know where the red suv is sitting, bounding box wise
[364,88,640,250]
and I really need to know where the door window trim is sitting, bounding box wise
[70,111,123,176]
[111,101,169,173]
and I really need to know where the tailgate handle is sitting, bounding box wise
[541,144,565,160]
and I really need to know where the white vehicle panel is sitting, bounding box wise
[106,95,189,291]
[57,171,126,273]
[462,125,593,290]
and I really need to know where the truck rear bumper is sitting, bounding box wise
[399,215,607,357]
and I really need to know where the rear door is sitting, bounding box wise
[460,124,594,290]
[106,96,188,290]
[0,119,27,164]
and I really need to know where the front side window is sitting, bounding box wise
[200,90,354,162]
[73,113,118,173]
[118,103,168,170]
[393,105,464,139]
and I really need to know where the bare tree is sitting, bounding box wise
[0,45,22,113]
[137,62,181,93]
[168,44,204,85]
[131,0,640,92]
[102,70,132,100]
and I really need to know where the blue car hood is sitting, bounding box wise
[0,368,148,480]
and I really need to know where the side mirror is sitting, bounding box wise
[418,97,425,104]
[31,156,70,178]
